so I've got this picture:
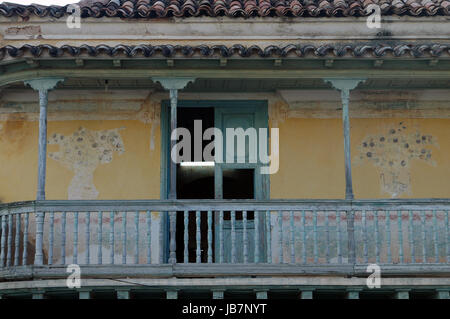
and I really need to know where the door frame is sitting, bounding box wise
[160,99,270,262]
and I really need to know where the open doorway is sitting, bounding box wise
[164,101,269,263]
[176,107,214,262]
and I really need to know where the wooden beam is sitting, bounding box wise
[2,68,450,87]
[373,60,384,68]
[25,59,39,68]
[429,59,439,67]
[325,59,334,68]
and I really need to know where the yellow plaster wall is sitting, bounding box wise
[270,117,450,199]
[0,119,160,202]
[1,112,449,203]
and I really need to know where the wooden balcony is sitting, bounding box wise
[0,198,448,282]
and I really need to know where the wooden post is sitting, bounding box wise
[78,289,92,299]
[255,289,268,299]
[393,289,410,299]
[25,78,63,266]
[323,78,365,265]
[299,289,314,299]
[24,78,64,201]
[345,288,362,299]
[116,289,131,299]
[434,289,450,299]
[212,289,225,299]
[152,78,194,264]
[166,289,178,299]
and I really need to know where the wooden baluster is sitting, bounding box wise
[168,211,177,264]
[325,212,330,264]
[22,213,29,265]
[196,210,201,263]
[302,211,307,264]
[408,211,415,263]
[14,213,21,266]
[219,211,224,263]
[421,211,427,263]
[7,214,13,267]
[243,210,248,264]
[122,212,127,264]
[48,212,54,265]
[375,211,380,264]
[433,210,439,263]
[254,210,260,263]
[313,211,318,264]
[73,212,79,264]
[278,211,283,263]
[159,212,164,264]
[184,210,189,263]
[337,211,342,264]
[446,211,449,264]
[207,210,212,263]
[398,211,404,264]
[85,212,90,265]
[61,212,66,265]
[97,211,103,265]
[110,211,115,265]
[290,211,295,264]
[34,211,45,266]
[386,211,391,263]
[135,211,139,264]
[231,210,236,263]
[0,215,6,267]
[362,210,368,263]
[146,211,151,264]
[265,211,272,264]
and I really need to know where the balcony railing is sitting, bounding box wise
[0,199,449,279]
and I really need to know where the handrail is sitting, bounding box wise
[1,198,449,215]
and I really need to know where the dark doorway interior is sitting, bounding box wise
[176,107,214,263]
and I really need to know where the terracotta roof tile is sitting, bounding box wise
[0,0,449,19]
[1,43,449,60]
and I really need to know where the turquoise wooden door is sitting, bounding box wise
[214,104,269,263]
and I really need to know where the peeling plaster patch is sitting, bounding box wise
[48,127,125,200]
[269,99,289,128]
[354,122,438,197]
[137,94,160,151]
[5,25,41,37]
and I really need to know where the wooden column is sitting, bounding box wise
[345,288,362,299]
[116,288,131,299]
[152,78,194,264]
[255,289,268,299]
[324,78,365,265]
[299,289,314,299]
[393,289,410,299]
[24,78,64,266]
[166,289,179,299]
[78,289,93,299]
[24,78,64,201]
[212,289,225,299]
[434,289,450,299]
[323,78,365,200]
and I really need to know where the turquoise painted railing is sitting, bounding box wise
[0,199,448,268]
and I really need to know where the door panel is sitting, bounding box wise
[214,104,268,263]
